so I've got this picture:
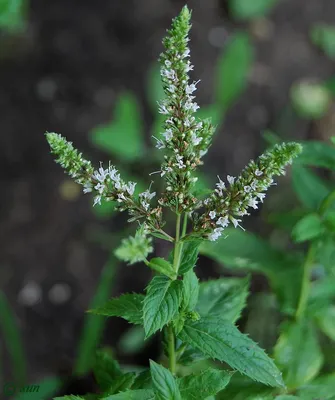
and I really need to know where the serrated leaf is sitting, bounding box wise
[148,258,176,279]
[200,229,303,315]
[291,213,324,243]
[292,165,330,209]
[297,374,335,400]
[229,0,278,20]
[101,389,155,400]
[215,32,254,111]
[143,276,182,338]
[178,345,209,366]
[196,278,249,323]
[274,321,323,389]
[131,370,153,390]
[179,316,284,388]
[315,306,335,341]
[93,349,122,391]
[89,293,144,325]
[295,140,335,170]
[105,373,137,395]
[150,360,181,400]
[179,240,201,274]
[177,368,232,399]
[90,92,145,161]
[181,270,199,312]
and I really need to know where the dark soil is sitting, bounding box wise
[0,0,334,395]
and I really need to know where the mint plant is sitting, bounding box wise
[47,6,302,399]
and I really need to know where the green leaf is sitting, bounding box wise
[275,397,301,400]
[297,374,335,400]
[131,370,153,390]
[74,256,116,376]
[324,211,335,232]
[0,0,27,32]
[0,291,27,386]
[150,360,181,400]
[274,321,323,389]
[291,213,324,243]
[54,396,85,400]
[267,209,308,232]
[179,316,284,388]
[315,306,335,341]
[179,240,201,274]
[177,368,232,399]
[106,373,137,395]
[93,349,122,391]
[215,32,254,111]
[310,23,335,60]
[200,229,302,315]
[196,278,249,323]
[295,140,335,170]
[292,165,330,209]
[148,258,176,279]
[229,0,278,20]
[181,270,199,312]
[89,293,144,325]
[143,276,182,338]
[90,92,145,161]
[101,389,155,400]
[146,63,165,114]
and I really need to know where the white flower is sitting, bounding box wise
[108,167,120,182]
[164,60,171,67]
[217,216,229,228]
[182,48,190,58]
[209,210,216,219]
[161,166,173,177]
[125,182,136,196]
[185,61,194,72]
[208,228,223,241]
[227,175,235,185]
[93,195,102,206]
[244,185,252,193]
[255,169,263,176]
[95,182,105,194]
[162,129,173,141]
[191,132,202,146]
[139,190,156,201]
[248,198,258,209]
[230,217,244,230]
[83,182,92,193]
[94,167,108,183]
[257,193,266,202]
[158,103,169,115]
[186,80,200,95]
[175,154,185,169]
[204,198,210,205]
[216,176,226,191]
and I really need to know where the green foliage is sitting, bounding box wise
[91,92,145,162]
[274,321,323,389]
[150,360,181,400]
[179,316,284,387]
[229,0,279,20]
[291,213,324,243]
[143,276,182,338]
[215,32,254,111]
[196,278,249,323]
[310,23,335,60]
[178,240,201,274]
[0,0,27,32]
[178,368,232,399]
[89,293,144,325]
[181,270,199,312]
[0,291,27,386]
[147,257,176,279]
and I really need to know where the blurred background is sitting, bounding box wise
[0,0,334,398]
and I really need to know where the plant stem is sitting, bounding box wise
[295,190,335,320]
[167,325,176,373]
[295,244,316,319]
[167,213,188,374]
